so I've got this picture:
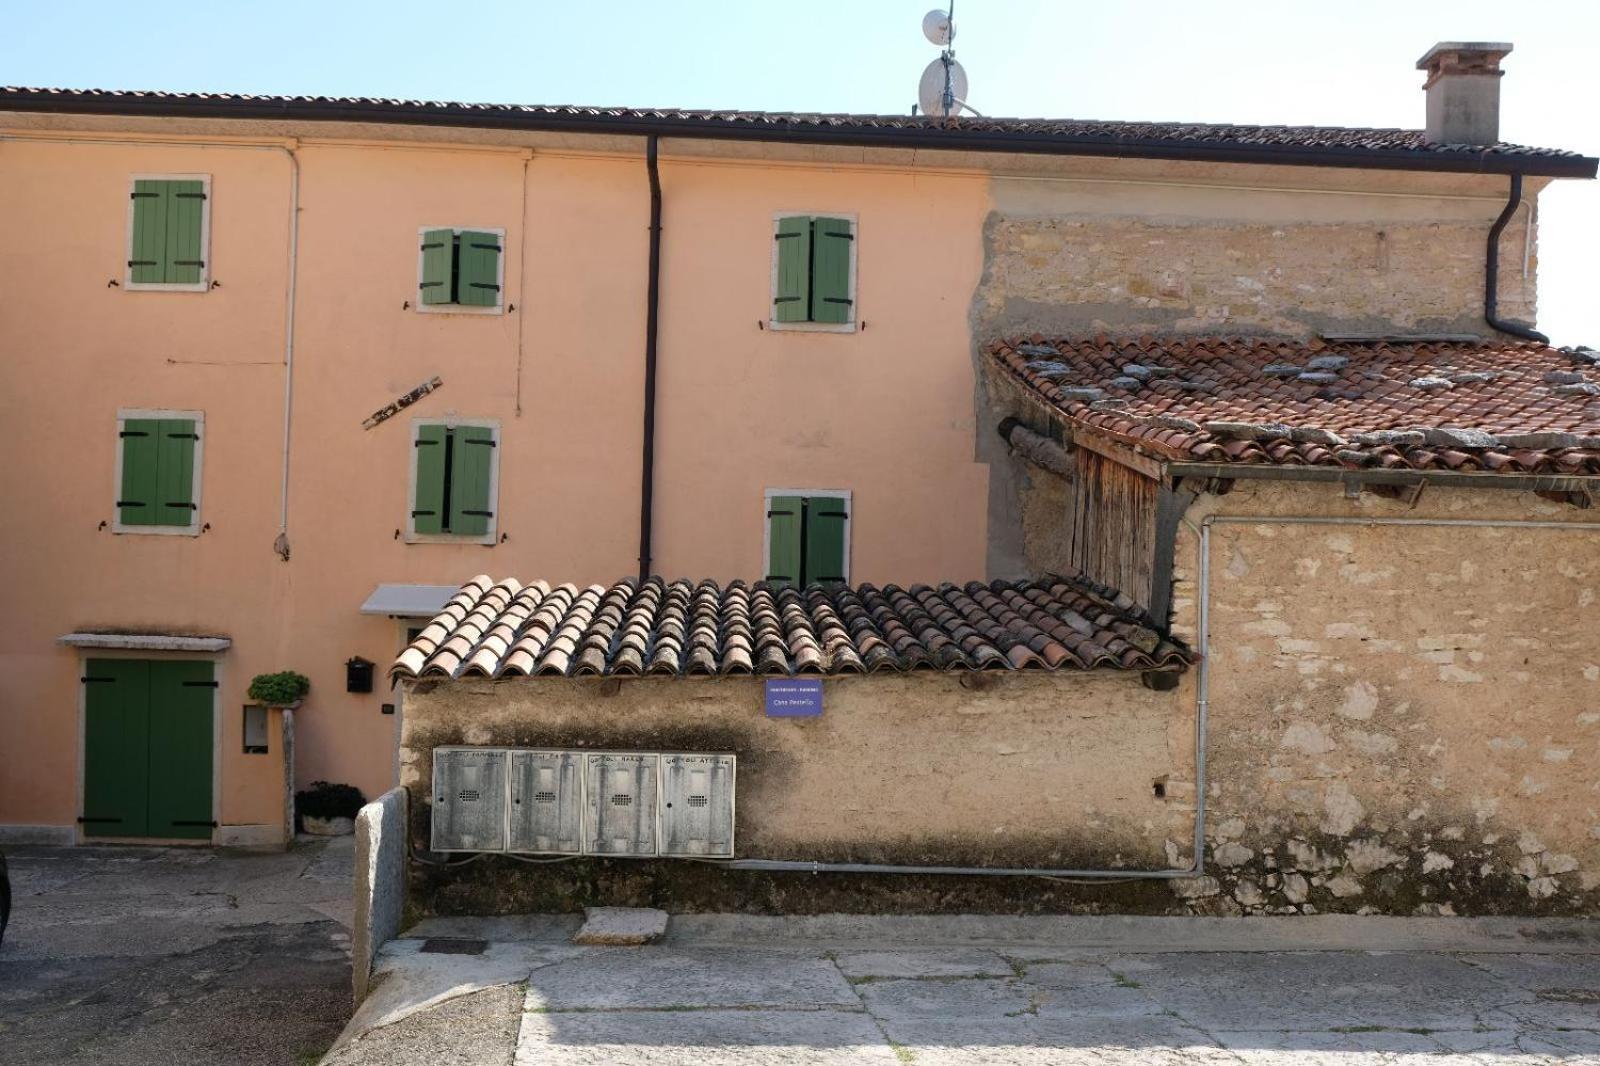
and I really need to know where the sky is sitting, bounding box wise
[6,0,1596,342]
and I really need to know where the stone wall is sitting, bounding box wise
[1166,482,1600,916]
[398,486,1599,919]
[971,172,1538,342]
[398,671,1198,915]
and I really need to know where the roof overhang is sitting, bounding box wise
[360,583,461,617]
[1,90,1593,179]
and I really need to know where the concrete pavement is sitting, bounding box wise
[328,914,1600,1065]
[0,839,354,1064]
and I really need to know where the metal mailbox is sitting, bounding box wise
[508,750,583,855]
[431,747,508,852]
[583,753,658,857]
[659,753,736,857]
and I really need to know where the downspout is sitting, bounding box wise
[637,134,662,581]
[272,143,302,560]
[1484,172,1549,344]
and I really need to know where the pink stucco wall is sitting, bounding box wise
[0,133,991,837]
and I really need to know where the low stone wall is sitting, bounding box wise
[399,671,1198,915]
[352,788,407,1002]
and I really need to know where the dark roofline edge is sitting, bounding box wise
[1,91,1594,179]
[1166,462,1599,494]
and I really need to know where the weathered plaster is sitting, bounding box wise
[1166,481,1600,916]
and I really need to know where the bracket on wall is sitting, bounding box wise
[363,376,443,430]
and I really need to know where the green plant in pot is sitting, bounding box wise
[248,671,309,708]
[296,780,366,837]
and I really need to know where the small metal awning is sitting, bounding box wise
[60,632,231,652]
[360,584,460,618]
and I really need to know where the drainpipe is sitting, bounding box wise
[1484,172,1549,344]
[637,135,662,581]
[271,143,302,561]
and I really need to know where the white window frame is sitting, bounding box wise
[767,212,858,333]
[405,417,502,545]
[124,173,212,293]
[414,225,507,315]
[112,408,205,537]
[761,488,852,584]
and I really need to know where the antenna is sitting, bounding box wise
[915,7,979,118]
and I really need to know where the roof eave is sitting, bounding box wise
[1,91,1594,179]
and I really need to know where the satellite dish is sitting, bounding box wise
[922,9,953,46]
[918,57,968,117]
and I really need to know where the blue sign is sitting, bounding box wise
[765,678,823,717]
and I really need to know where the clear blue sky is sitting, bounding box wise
[7,1,1596,342]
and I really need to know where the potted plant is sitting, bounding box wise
[247,670,310,709]
[295,781,366,837]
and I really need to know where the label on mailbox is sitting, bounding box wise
[765,678,823,717]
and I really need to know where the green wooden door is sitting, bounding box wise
[147,661,216,839]
[82,659,213,840]
[82,659,152,837]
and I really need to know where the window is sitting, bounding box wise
[417,228,504,312]
[770,215,856,329]
[115,410,203,535]
[126,176,210,291]
[765,490,850,587]
[409,420,500,542]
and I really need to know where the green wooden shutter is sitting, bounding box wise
[83,659,151,838]
[129,181,169,285]
[419,228,456,305]
[456,230,502,307]
[448,426,496,536]
[804,498,849,584]
[118,419,160,526]
[766,496,803,586]
[412,424,448,534]
[156,419,198,526]
[773,216,812,323]
[165,180,207,285]
[810,217,853,324]
[146,660,215,840]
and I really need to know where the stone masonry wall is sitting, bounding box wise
[971,174,1538,341]
[1166,482,1600,916]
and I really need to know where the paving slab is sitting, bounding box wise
[515,1007,901,1065]
[833,948,1015,980]
[1215,1029,1446,1064]
[899,1017,1238,1066]
[524,946,857,1011]
[572,906,668,945]
[1100,950,1518,1032]
[325,983,522,1066]
[408,913,583,943]
[334,938,577,1046]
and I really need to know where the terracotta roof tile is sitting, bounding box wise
[990,337,1600,475]
[392,575,1191,681]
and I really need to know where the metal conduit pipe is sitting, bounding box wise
[272,143,301,561]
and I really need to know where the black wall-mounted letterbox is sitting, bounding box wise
[346,656,375,694]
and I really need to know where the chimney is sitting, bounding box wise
[1417,41,1513,146]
